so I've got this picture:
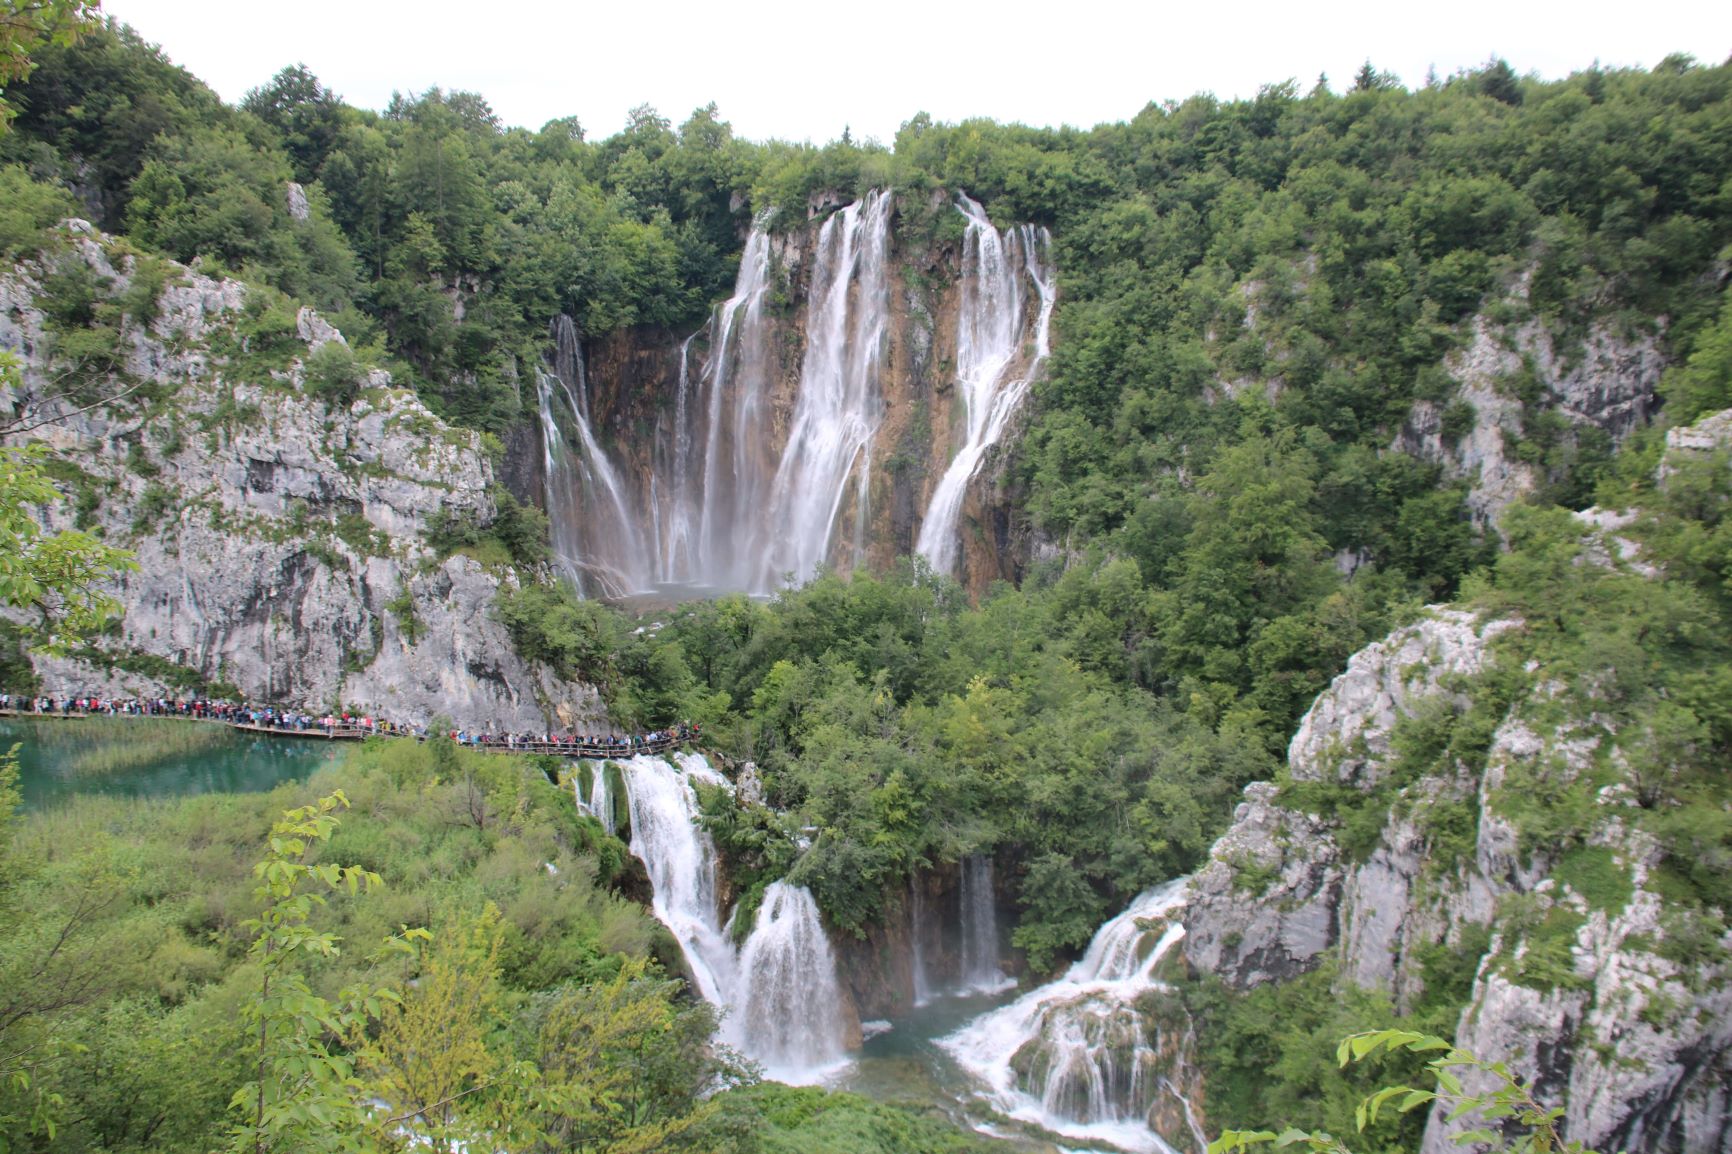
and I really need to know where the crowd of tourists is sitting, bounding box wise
[0,693,246,719]
[0,691,699,756]
[449,722,699,754]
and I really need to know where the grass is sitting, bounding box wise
[13,716,240,776]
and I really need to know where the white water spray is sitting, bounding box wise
[537,316,652,597]
[916,194,1055,577]
[959,854,1013,994]
[731,881,852,1080]
[617,753,736,1006]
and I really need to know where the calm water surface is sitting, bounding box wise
[4,716,343,809]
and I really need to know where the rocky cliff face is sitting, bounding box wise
[2,224,605,731]
[1393,312,1663,526]
[1182,583,1732,1153]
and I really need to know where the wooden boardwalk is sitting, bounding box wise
[230,722,368,741]
[1,708,691,759]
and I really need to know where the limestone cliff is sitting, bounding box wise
[1392,312,1662,526]
[1,223,605,731]
[1183,575,1732,1152]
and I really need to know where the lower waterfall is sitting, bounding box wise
[618,753,737,1007]
[942,879,1198,1153]
[731,882,851,1081]
[600,752,851,1083]
[959,854,1012,994]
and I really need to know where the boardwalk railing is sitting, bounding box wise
[1,707,691,758]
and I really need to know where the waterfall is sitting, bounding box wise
[601,752,851,1081]
[538,316,652,597]
[588,762,614,835]
[916,193,1056,577]
[756,189,894,589]
[616,753,737,1005]
[699,224,778,588]
[544,189,1053,595]
[655,331,704,584]
[959,854,1012,993]
[942,879,1197,1154]
[911,877,933,1006]
[731,881,852,1081]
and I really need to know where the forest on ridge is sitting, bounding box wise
[2,13,1731,1153]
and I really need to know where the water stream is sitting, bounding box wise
[537,316,652,597]
[755,189,895,589]
[959,853,1014,994]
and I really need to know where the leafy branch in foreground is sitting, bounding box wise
[1210,1029,1588,1154]
[0,351,137,653]
[227,790,427,1154]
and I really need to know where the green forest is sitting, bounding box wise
[2,9,1731,1154]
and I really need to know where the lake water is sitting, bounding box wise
[3,716,343,810]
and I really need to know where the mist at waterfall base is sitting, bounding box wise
[537,190,1054,599]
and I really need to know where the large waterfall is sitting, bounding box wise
[540,188,1051,598]
[942,879,1198,1154]
[916,194,1056,577]
[598,752,850,1081]
[543,197,894,597]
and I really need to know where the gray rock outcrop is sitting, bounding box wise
[1394,315,1663,526]
[1184,600,1731,1154]
[2,223,605,731]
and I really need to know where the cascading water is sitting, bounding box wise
[616,753,736,1006]
[696,224,778,588]
[916,194,1056,577]
[587,762,615,835]
[538,316,652,597]
[599,752,851,1082]
[910,878,933,1006]
[959,854,1012,994]
[653,332,705,584]
[942,879,1198,1154]
[756,189,894,589]
[544,189,1052,594]
[731,881,852,1080]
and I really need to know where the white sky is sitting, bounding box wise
[103,0,1732,146]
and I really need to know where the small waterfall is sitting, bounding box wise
[601,753,851,1082]
[916,193,1056,577]
[911,877,933,1006]
[942,879,1198,1154]
[959,854,1012,994]
[616,753,736,1006]
[756,189,894,589]
[731,881,852,1081]
[588,762,615,836]
[538,316,652,597]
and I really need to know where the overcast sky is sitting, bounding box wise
[103,0,1732,145]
